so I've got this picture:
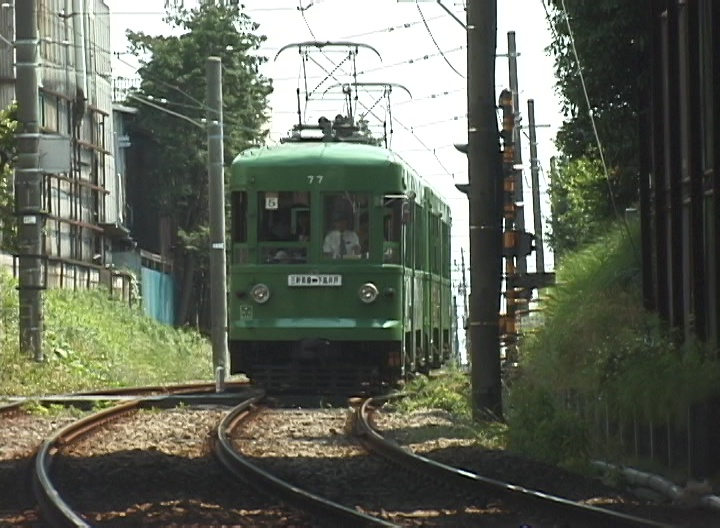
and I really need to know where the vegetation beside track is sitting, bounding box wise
[397,369,508,450]
[506,220,720,470]
[398,220,719,480]
[0,270,212,396]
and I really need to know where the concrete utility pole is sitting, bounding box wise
[467,0,503,420]
[206,56,229,391]
[507,31,526,276]
[527,99,545,274]
[15,0,44,360]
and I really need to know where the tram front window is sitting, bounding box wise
[322,192,369,260]
[258,191,310,264]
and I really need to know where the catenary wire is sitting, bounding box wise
[416,3,465,78]
[296,8,460,180]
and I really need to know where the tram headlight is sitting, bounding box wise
[250,283,270,304]
[358,282,379,304]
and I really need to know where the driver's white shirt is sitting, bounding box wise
[323,230,360,258]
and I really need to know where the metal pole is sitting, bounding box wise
[467,0,503,420]
[15,0,44,360]
[206,56,229,391]
[507,31,526,275]
[527,99,545,274]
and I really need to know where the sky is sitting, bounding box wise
[107,0,562,351]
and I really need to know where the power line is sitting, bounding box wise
[416,3,465,78]
[273,46,466,82]
[261,14,450,52]
[294,11,458,181]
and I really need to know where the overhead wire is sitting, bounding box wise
[272,46,466,82]
[416,3,465,79]
[555,0,626,226]
[295,6,459,181]
[260,14,450,52]
[549,0,637,268]
[114,54,210,112]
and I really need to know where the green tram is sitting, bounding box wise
[228,123,454,394]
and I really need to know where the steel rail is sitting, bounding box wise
[354,395,674,528]
[34,399,144,527]
[33,384,228,527]
[215,393,399,528]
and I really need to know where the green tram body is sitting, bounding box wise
[228,141,454,393]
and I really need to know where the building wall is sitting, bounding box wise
[1,250,133,303]
[1,1,126,276]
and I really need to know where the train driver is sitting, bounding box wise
[323,214,361,258]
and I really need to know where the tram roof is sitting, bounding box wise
[232,141,404,169]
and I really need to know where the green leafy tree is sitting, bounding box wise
[124,3,272,327]
[548,156,616,257]
[546,0,648,254]
[0,104,17,252]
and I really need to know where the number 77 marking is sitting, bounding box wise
[307,175,324,183]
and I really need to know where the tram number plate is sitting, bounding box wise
[288,274,342,287]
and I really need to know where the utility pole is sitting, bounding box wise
[527,99,545,274]
[507,31,526,276]
[207,56,229,391]
[15,0,44,360]
[467,0,503,420]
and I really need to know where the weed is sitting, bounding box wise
[0,270,212,396]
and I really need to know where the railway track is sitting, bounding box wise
[215,393,397,527]
[1,385,714,526]
[222,394,690,527]
[353,394,673,528]
[10,382,308,526]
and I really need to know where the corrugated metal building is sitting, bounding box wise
[0,0,131,295]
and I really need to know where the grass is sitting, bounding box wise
[506,220,720,471]
[0,270,212,397]
[397,369,508,449]
[397,220,720,479]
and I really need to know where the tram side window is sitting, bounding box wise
[383,197,402,264]
[231,191,247,243]
[322,192,369,259]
